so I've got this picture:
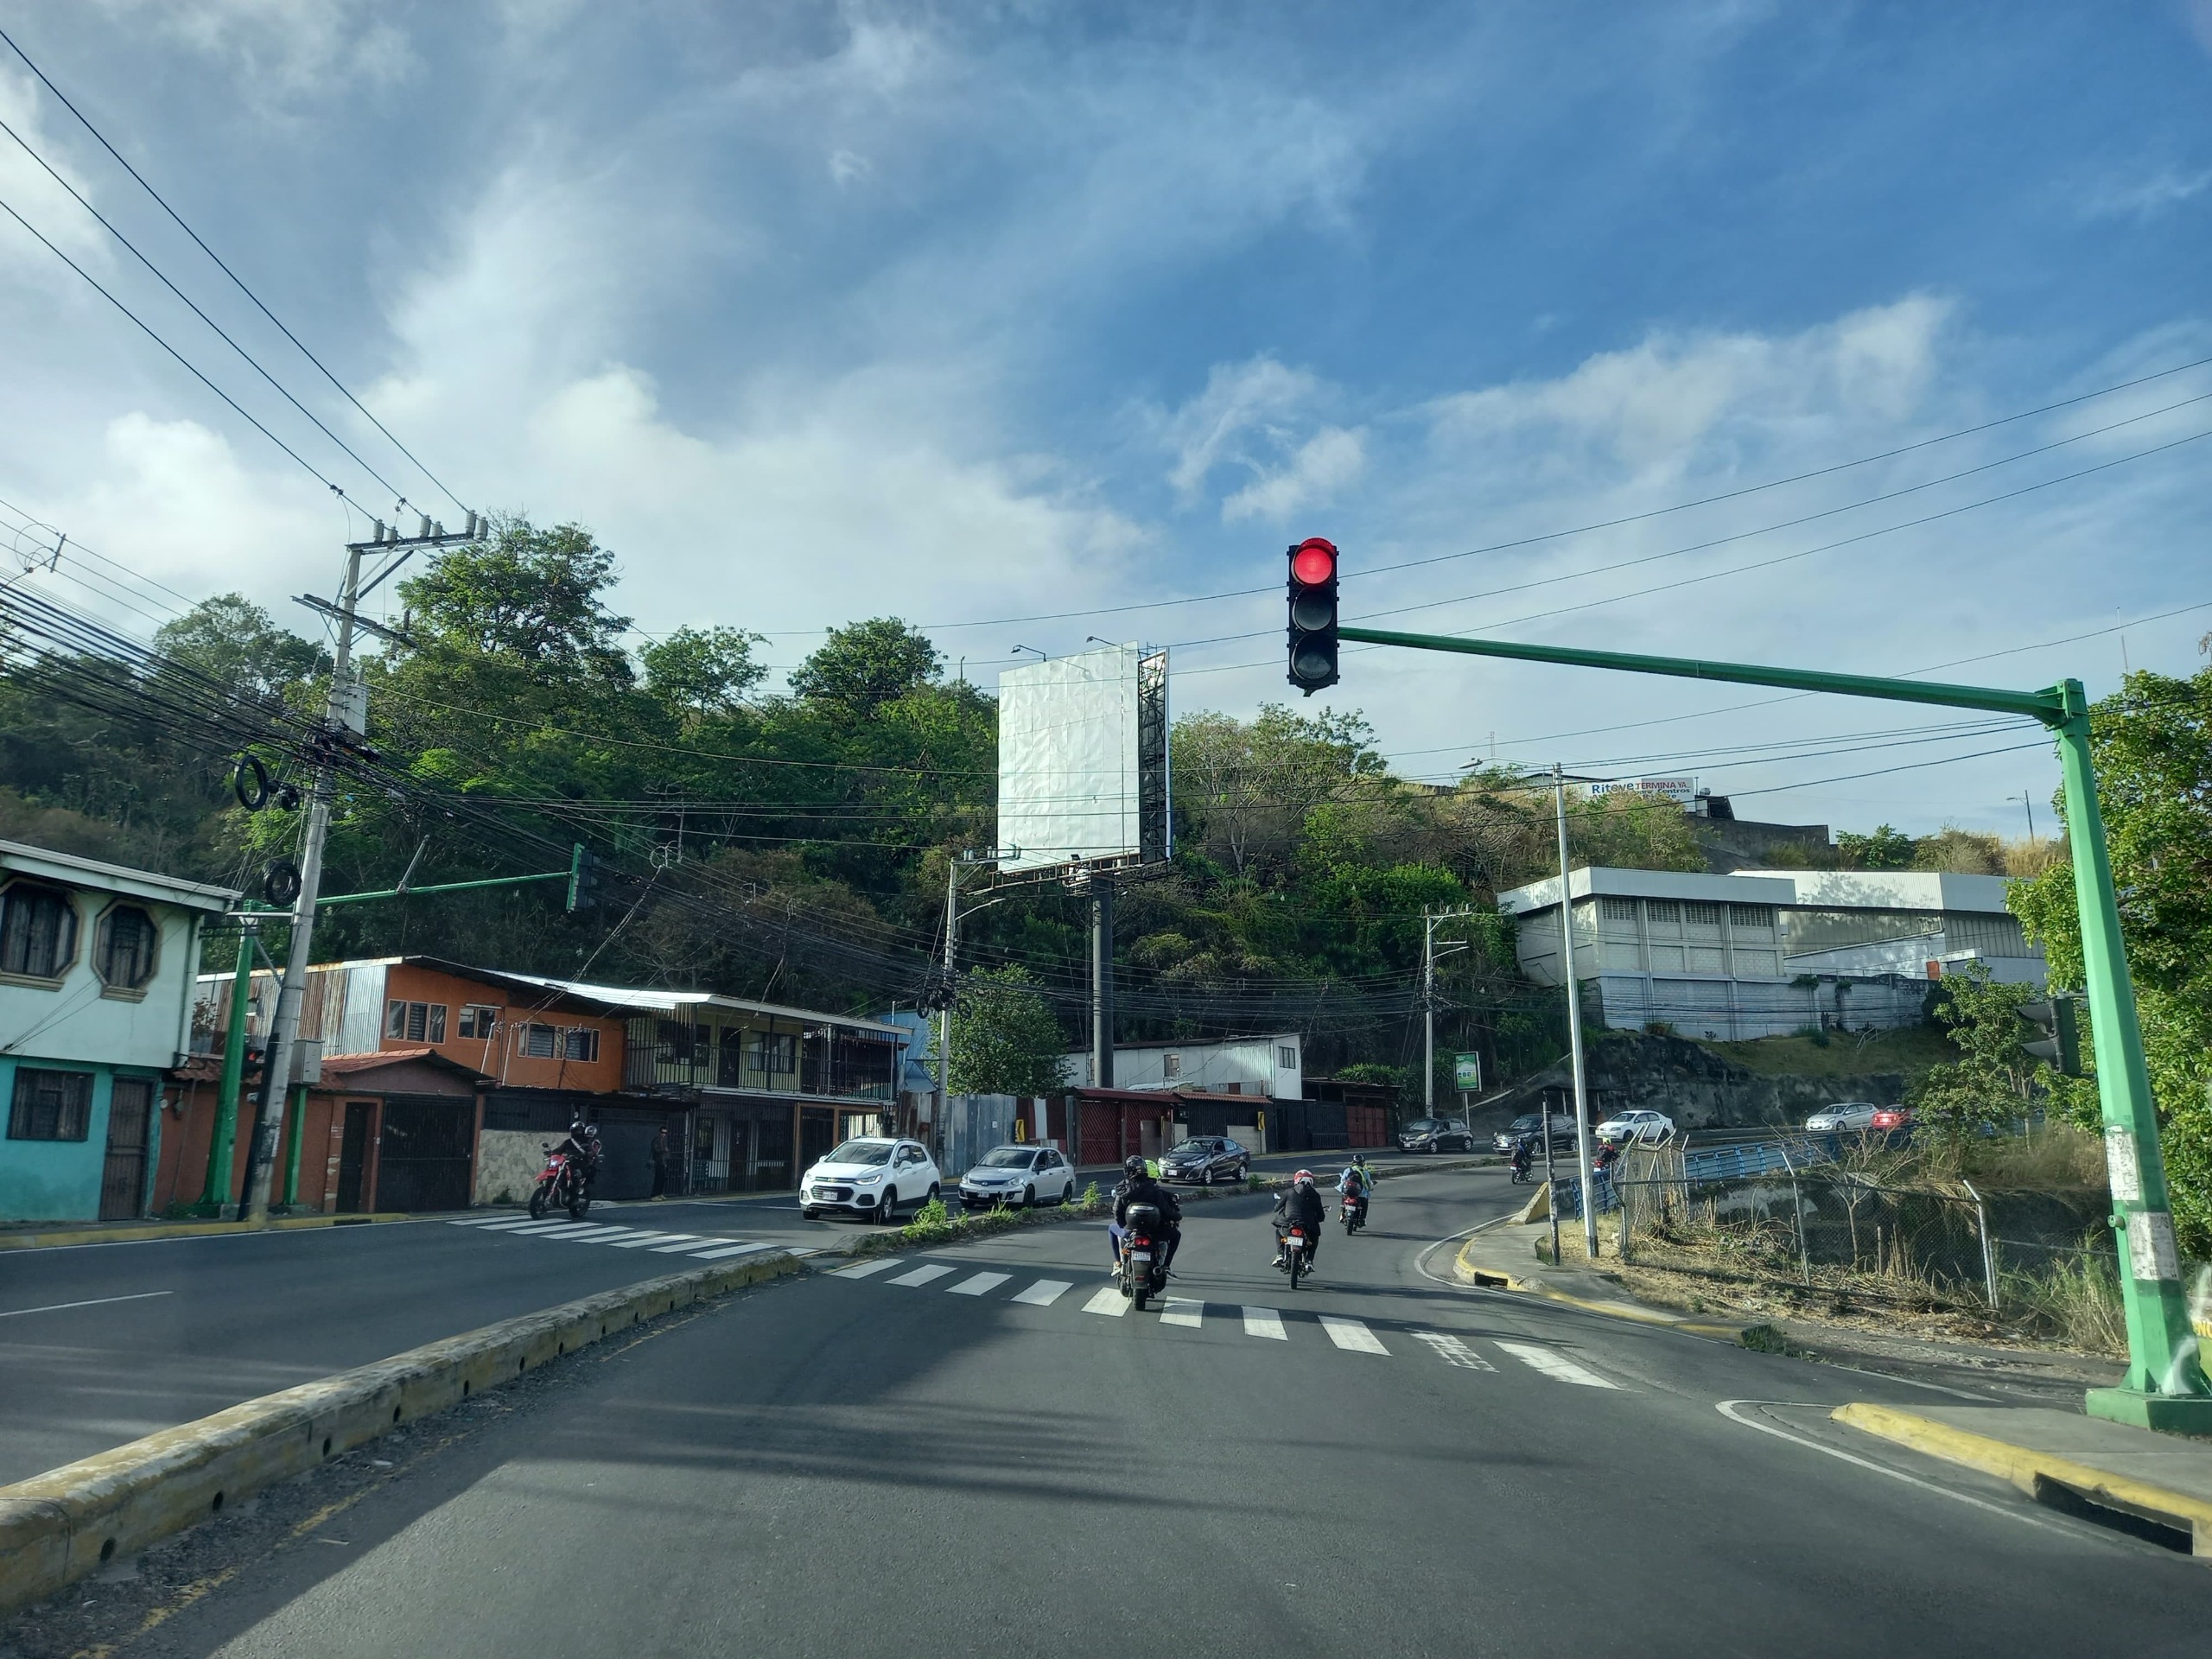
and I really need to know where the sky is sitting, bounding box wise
[1,0,2209,842]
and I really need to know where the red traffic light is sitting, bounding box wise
[1290,537,1338,586]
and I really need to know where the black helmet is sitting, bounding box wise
[1123,1155,1147,1179]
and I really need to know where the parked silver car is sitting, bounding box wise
[1806,1102,1882,1133]
[958,1144,1077,1209]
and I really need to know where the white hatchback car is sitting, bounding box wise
[1806,1102,1881,1133]
[959,1145,1077,1210]
[799,1137,942,1224]
[1594,1109,1675,1146]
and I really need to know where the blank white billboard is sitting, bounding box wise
[997,644,1169,873]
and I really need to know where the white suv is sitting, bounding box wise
[800,1137,942,1224]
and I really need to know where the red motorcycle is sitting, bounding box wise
[528,1129,598,1221]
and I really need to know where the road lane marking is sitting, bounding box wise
[1083,1286,1129,1317]
[1012,1280,1071,1306]
[499,1222,593,1235]
[645,1236,714,1251]
[1715,1402,2074,1537]
[0,1290,173,1319]
[947,1272,1012,1297]
[477,1221,571,1233]
[1413,1332,1496,1370]
[607,1233,681,1248]
[1497,1340,1618,1388]
[557,1228,652,1243]
[1160,1298,1204,1327]
[690,1242,773,1260]
[443,1216,514,1226]
[832,1258,899,1278]
[888,1263,957,1287]
[1242,1306,1287,1340]
[1320,1317,1389,1355]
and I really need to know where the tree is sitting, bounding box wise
[154,594,327,702]
[2010,664,2212,1254]
[642,626,766,720]
[948,965,1069,1096]
[1912,824,2005,874]
[1908,964,2040,1139]
[1837,823,1916,869]
[395,519,634,685]
[787,618,941,714]
[1173,704,1388,879]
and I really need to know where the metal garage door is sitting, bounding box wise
[374,1096,475,1212]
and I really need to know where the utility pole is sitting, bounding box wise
[938,855,962,1141]
[1554,764,1599,1263]
[243,514,480,1223]
[1421,906,1475,1119]
[1090,872,1116,1089]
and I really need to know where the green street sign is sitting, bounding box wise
[1453,1052,1483,1092]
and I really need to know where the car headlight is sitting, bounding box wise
[852,1170,882,1184]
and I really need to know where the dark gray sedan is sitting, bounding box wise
[1160,1136,1249,1185]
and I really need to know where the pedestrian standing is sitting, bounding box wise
[650,1125,671,1199]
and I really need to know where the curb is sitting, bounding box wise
[1832,1401,2212,1559]
[0,1249,803,1614]
[1450,1234,1752,1343]
[0,1212,415,1252]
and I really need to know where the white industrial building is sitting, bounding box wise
[1061,1033,1302,1096]
[1496,868,2046,1041]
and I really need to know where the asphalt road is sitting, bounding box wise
[15,1166,2209,1659]
[0,1151,1466,1483]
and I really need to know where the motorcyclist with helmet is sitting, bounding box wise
[1338,1154,1374,1221]
[1113,1154,1183,1275]
[557,1118,602,1192]
[1272,1169,1326,1273]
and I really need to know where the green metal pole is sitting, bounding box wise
[281,1082,307,1209]
[1332,624,2210,1430]
[315,869,568,907]
[197,926,254,1216]
[2047,682,2212,1428]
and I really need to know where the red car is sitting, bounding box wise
[1870,1106,1914,1132]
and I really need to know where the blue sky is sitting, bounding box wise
[1,1,2208,839]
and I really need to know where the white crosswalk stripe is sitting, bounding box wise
[888,1263,957,1287]
[444,1216,513,1226]
[832,1257,899,1279]
[1495,1341,1618,1388]
[1319,1316,1389,1355]
[1413,1332,1495,1370]
[690,1242,774,1260]
[645,1236,714,1252]
[1242,1306,1287,1340]
[1160,1298,1203,1328]
[557,1228,653,1243]
[1011,1279,1071,1306]
[948,1272,1011,1297]
[607,1233,682,1248]
[1083,1285,1128,1317]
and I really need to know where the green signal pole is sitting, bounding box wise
[1338,622,2212,1433]
[196,924,257,1217]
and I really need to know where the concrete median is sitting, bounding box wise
[0,1247,803,1614]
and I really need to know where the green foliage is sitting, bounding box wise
[397,519,634,684]
[948,964,1070,1096]
[153,594,329,702]
[641,626,766,721]
[1909,965,2040,1139]
[787,618,942,714]
[1910,824,2005,874]
[1836,823,1916,869]
[2009,664,2212,1255]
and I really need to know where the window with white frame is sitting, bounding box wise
[1161,1052,1181,1078]
[458,1003,499,1039]
[385,1000,448,1044]
[747,1032,797,1073]
[1599,896,1638,924]
[94,904,159,990]
[563,1027,599,1063]
[0,882,78,980]
[1277,1045,1296,1070]
[518,1022,557,1058]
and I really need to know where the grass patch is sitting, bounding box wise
[1704,1025,1955,1079]
[845,1184,1110,1258]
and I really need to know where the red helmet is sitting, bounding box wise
[1294,1169,1315,1187]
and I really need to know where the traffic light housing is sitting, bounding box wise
[1286,536,1339,695]
[566,843,601,912]
[2018,994,2082,1076]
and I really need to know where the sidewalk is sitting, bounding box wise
[0,1211,410,1251]
[1835,1402,2212,1559]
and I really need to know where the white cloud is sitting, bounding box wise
[2080,165,2212,220]
[1222,426,1367,523]
[87,0,414,97]
[0,71,108,278]
[1160,355,1322,502]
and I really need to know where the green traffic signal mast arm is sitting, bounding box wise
[315,842,593,910]
[1334,620,2211,1431]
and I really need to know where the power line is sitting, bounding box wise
[0,24,470,518]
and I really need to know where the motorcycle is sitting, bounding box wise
[528,1139,593,1221]
[1341,1191,1366,1234]
[1119,1202,1168,1310]
[1509,1147,1536,1185]
[1278,1224,1311,1289]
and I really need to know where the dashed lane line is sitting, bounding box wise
[1243,1306,1287,1340]
[1319,1316,1390,1355]
[1011,1279,1071,1306]
[1495,1340,1618,1389]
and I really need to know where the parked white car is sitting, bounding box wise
[1806,1102,1882,1133]
[959,1144,1077,1209]
[799,1138,942,1224]
[1594,1110,1675,1146]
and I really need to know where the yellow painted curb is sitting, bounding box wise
[1833,1401,2212,1559]
[0,1213,413,1250]
[0,1249,803,1613]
